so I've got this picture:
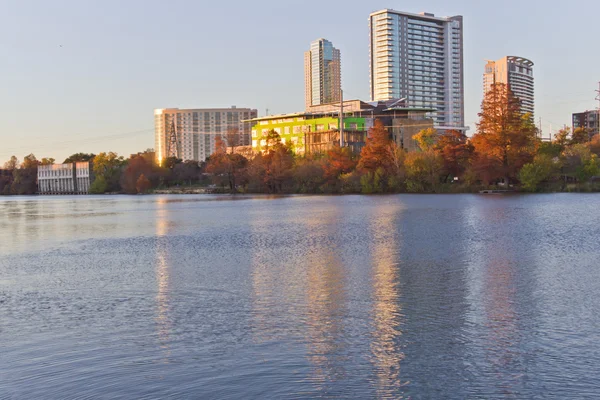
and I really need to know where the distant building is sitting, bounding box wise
[484,56,534,116]
[572,110,600,137]
[249,99,433,154]
[38,162,92,194]
[305,38,341,110]
[154,107,258,164]
[369,10,465,131]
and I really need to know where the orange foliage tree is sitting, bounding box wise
[434,130,474,182]
[206,136,248,192]
[136,174,152,194]
[322,146,357,188]
[471,83,537,185]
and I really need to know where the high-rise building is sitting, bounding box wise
[304,38,341,110]
[369,10,464,130]
[484,56,534,116]
[154,107,258,164]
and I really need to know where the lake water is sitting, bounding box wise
[1,194,600,399]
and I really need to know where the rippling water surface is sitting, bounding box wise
[1,194,600,399]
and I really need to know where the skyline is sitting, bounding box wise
[1,0,599,163]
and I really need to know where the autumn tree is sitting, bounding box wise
[434,130,474,182]
[471,83,537,185]
[21,154,39,169]
[588,135,600,156]
[6,154,39,195]
[553,127,570,149]
[3,156,19,170]
[40,158,55,165]
[173,161,201,186]
[63,153,96,163]
[163,156,182,170]
[206,136,249,192]
[120,154,158,194]
[92,152,126,193]
[262,142,294,193]
[358,120,394,172]
[293,156,325,193]
[225,128,241,154]
[571,127,590,145]
[413,127,439,152]
[404,150,444,192]
[322,146,357,191]
[136,174,152,194]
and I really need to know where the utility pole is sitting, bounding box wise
[339,88,344,147]
[538,117,542,139]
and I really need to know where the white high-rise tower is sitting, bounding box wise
[369,10,464,130]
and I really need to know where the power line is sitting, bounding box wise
[0,128,153,155]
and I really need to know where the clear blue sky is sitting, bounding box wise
[1,0,598,163]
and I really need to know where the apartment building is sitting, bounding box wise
[484,56,535,116]
[369,9,464,130]
[154,107,258,164]
[572,110,600,137]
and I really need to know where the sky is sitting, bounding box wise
[1,0,599,164]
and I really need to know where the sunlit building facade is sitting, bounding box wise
[305,38,341,110]
[154,107,258,164]
[38,162,92,194]
[250,99,433,154]
[369,10,464,130]
[484,56,535,116]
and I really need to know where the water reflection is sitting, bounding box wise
[303,206,348,387]
[368,201,405,398]
[464,200,524,396]
[155,199,172,358]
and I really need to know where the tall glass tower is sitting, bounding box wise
[369,10,464,130]
[305,38,341,110]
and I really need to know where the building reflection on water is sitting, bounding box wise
[464,202,522,395]
[368,202,405,398]
[303,207,348,387]
[155,198,172,358]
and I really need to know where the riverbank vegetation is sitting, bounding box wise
[2,83,599,195]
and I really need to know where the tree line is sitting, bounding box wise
[2,83,599,195]
[202,83,600,194]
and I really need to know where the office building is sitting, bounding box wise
[250,99,433,154]
[154,107,258,164]
[38,162,92,194]
[369,10,464,130]
[573,110,600,137]
[305,38,341,110]
[484,56,534,116]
